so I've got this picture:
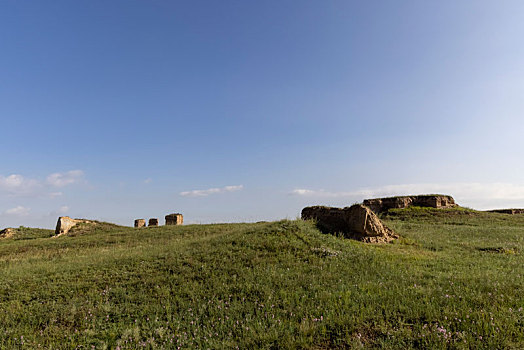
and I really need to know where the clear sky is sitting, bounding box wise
[1,1,524,228]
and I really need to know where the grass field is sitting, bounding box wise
[0,207,523,349]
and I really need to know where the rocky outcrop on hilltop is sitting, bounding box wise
[301,204,398,243]
[363,195,457,214]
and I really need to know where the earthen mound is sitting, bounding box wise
[301,204,398,243]
[0,228,16,239]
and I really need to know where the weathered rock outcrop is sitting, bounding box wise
[148,218,159,226]
[165,213,183,225]
[363,194,456,214]
[134,219,146,228]
[487,209,524,215]
[55,217,91,236]
[301,204,398,243]
[0,228,15,239]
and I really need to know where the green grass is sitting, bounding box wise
[0,208,523,349]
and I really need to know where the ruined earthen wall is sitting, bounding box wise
[487,209,524,214]
[363,195,456,214]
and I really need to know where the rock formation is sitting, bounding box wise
[301,204,398,243]
[0,228,15,239]
[363,194,456,214]
[55,217,91,236]
[148,218,159,226]
[487,209,524,215]
[134,219,146,228]
[165,213,183,226]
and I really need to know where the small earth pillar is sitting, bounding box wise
[165,213,183,225]
[134,219,146,228]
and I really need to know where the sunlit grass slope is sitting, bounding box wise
[0,208,523,349]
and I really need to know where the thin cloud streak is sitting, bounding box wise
[180,185,244,197]
[291,183,524,209]
[4,206,31,216]
[49,206,70,216]
[290,189,356,198]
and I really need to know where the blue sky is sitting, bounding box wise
[1,1,524,228]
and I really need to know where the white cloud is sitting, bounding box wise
[144,178,152,184]
[180,185,244,197]
[0,174,41,196]
[4,206,31,216]
[46,170,84,187]
[290,183,524,210]
[0,170,85,198]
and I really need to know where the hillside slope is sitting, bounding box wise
[0,210,523,348]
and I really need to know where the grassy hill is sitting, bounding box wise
[0,208,523,349]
